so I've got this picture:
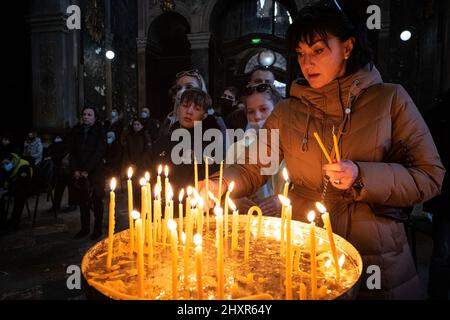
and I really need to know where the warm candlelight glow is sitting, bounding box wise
[110,178,117,191]
[339,254,345,268]
[158,165,163,175]
[278,195,291,207]
[164,165,169,177]
[127,167,133,179]
[182,232,186,245]
[190,197,198,208]
[283,168,289,182]
[140,178,146,187]
[167,184,174,201]
[154,184,161,199]
[193,233,202,246]
[208,191,217,204]
[228,181,235,192]
[179,189,185,203]
[132,211,140,220]
[168,219,177,232]
[186,186,193,197]
[228,198,236,212]
[324,259,332,268]
[145,171,150,182]
[307,210,316,223]
[315,202,327,214]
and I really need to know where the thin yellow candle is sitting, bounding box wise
[279,196,292,299]
[299,283,307,300]
[164,165,169,200]
[316,202,340,281]
[223,181,235,239]
[186,187,192,239]
[282,168,290,198]
[127,168,135,256]
[217,160,224,206]
[140,178,147,240]
[307,210,318,300]
[145,172,152,221]
[154,184,162,243]
[313,132,333,164]
[188,197,197,245]
[145,172,152,254]
[278,195,286,256]
[333,133,341,162]
[244,206,263,261]
[214,206,224,299]
[197,197,205,237]
[193,233,203,300]
[194,156,198,190]
[228,198,238,251]
[167,219,178,300]
[133,211,144,298]
[205,156,209,212]
[182,232,189,296]
[146,212,153,267]
[178,189,184,240]
[106,178,116,271]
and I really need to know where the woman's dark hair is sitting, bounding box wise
[180,88,212,113]
[287,0,374,76]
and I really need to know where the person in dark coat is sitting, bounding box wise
[0,152,33,233]
[68,107,106,240]
[139,107,161,143]
[152,88,222,195]
[122,117,152,210]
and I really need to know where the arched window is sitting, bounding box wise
[219,0,293,41]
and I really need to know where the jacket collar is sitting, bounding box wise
[289,64,383,118]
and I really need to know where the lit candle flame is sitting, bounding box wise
[131,211,140,220]
[158,165,162,175]
[145,171,150,182]
[167,184,174,201]
[139,178,146,186]
[339,254,345,268]
[278,194,291,207]
[186,186,193,197]
[214,206,223,218]
[127,167,133,179]
[282,167,289,182]
[315,202,327,214]
[179,189,185,203]
[319,238,324,245]
[208,191,218,204]
[154,184,161,198]
[181,232,186,245]
[193,233,202,246]
[307,210,316,223]
[167,219,177,232]
[197,197,204,209]
[190,197,198,208]
[164,165,169,177]
[228,198,236,212]
[228,181,235,192]
[192,188,200,200]
[110,178,117,191]
[324,259,332,268]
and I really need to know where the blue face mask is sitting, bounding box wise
[107,138,114,145]
[3,162,13,172]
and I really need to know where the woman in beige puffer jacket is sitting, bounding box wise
[206,1,445,299]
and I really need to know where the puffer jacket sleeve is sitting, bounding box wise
[354,85,445,207]
[215,100,286,198]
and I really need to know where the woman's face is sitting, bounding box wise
[245,92,275,128]
[132,121,144,132]
[82,108,96,126]
[178,100,206,129]
[296,34,354,89]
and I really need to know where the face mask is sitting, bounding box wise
[111,111,118,118]
[54,137,63,143]
[141,112,149,119]
[107,138,114,145]
[3,162,13,172]
[219,98,234,116]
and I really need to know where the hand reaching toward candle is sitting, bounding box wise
[255,195,282,217]
[323,160,359,190]
[198,179,221,209]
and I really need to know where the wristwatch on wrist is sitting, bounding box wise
[352,162,364,191]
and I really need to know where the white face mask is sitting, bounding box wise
[54,137,63,143]
[107,138,114,145]
[141,112,149,119]
[111,111,118,118]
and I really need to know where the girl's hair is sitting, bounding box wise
[287,0,374,76]
[180,88,212,113]
[241,83,282,107]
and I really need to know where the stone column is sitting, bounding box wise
[29,0,79,133]
[137,37,147,111]
[187,32,211,88]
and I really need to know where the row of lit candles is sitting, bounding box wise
[106,164,342,300]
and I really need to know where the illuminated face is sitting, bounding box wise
[296,34,354,89]
[250,70,275,85]
[245,92,275,128]
[82,108,96,126]
[178,100,206,129]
